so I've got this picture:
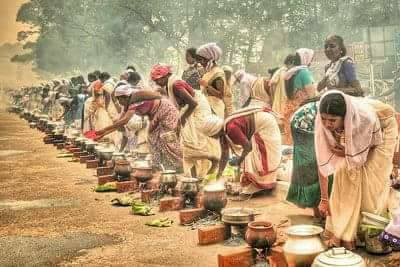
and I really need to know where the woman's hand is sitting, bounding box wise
[95,129,105,136]
[331,143,345,157]
[180,114,188,127]
[318,199,331,218]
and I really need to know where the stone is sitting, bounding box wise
[98,175,116,185]
[97,166,113,177]
[159,197,183,212]
[86,159,99,169]
[198,224,229,245]
[179,208,206,225]
[217,248,254,267]
[116,180,137,193]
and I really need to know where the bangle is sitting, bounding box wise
[320,197,329,202]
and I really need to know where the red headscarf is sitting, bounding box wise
[92,80,104,93]
[150,64,172,81]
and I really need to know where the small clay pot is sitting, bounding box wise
[245,221,277,249]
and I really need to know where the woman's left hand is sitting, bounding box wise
[331,143,345,157]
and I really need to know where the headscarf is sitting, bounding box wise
[92,80,104,93]
[201,115,224,137]
[196,43,222,71]
[315,90,383,177]
[114,84,134,97]
[150,64,172,81]
[285,48,314,80]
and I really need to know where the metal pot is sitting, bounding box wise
[245,221,277,249]
[94,144,105,158]
[74,137,85,148]
[85,141,97,154]
[131,159,153,182]
[283,225,325,266]
[203,183,227,213]
[312,247,365,267]
[79,138,90,151]
[180,177,200,198]
[99,148,114,162]
[160,170,178,189]
[114,160,132,179]
[221,208,255,225]
[29,122,37,129]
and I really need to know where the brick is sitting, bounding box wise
[159,197,183,212]
[73,151,87,158]
[97,166,113,177]
[198,224,229,245]
[141,189,159,203]
[79,155,95,164]
[98,175,116,185]
[218,248,254,267]
[267,246,288,267]
[68,147,80,153]
[116,180,137,193]
[86,159,99,169]
[195,192,204,208]
[179,208,206,225]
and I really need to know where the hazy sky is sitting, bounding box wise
[0,0,29,44]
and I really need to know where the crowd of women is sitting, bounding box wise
[13,34,399,251]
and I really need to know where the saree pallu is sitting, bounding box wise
[226,108,282,194]
[180,91,221,178]
[325,102,398,249]
[147,99,182,170]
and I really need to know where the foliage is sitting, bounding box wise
[14,0,400,76]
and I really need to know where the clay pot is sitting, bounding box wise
[203,183,227,214]
[245,221,277,249]
[283,225,325,266]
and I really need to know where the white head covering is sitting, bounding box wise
[196,43,222,71]
[114,84,134,97]
[296,48,314,66]
[233,70,257,106]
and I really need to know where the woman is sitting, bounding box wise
[182,47,203,90]
[282,48,316,145]
[197,43,232,117]
[217,105,282,196]
[127,91,183,171]
[286,88,364,218]
[318,35,361,93]
[150,64,220,177]
[244,76,273,108]
[316,90,397,250]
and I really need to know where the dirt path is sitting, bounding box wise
[0,109,315,266]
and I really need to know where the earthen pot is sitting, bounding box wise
[245,221,277,249]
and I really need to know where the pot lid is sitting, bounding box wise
[314,247,364,266]
[286,224,323,237]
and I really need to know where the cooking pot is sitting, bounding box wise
[283,225,325,266]
[221,207,255,225]
[203,183,227,213]
[160,170,178,189]
[245,221,277,249]
[29,122,37,129]
[312,247,365,267]
[99,148,114,162]
[114,159,132,180]
[180,177,200,198]
[85,141,97,154]
[131,159,153,181]
[94,144,105,158]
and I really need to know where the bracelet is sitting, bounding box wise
[320,197,329,202]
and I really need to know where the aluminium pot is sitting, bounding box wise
[114,159,132,179]
[160,170,178,189]
[180,177,200,199]
[221,207,255,225]
[203,183,227,214]
[283,225,326,266]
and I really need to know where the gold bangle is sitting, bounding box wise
[320,197,329,202]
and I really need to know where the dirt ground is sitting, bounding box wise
[0,107,398,267]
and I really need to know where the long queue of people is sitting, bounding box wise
[11,35,400,251]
